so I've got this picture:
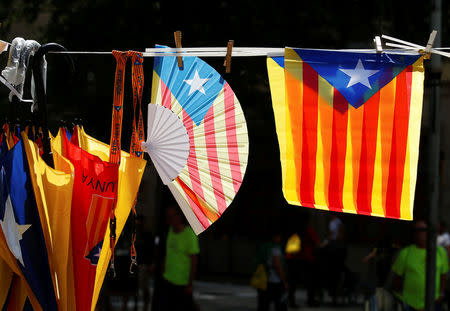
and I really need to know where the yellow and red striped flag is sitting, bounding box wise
[267,48,425,220]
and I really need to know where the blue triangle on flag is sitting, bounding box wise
[293,49,421,109]
[114,105,122,112]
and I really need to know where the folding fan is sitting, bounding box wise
[143,48,249,234]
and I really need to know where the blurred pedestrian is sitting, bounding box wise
[156,204,200,311]
[298,214,321,307]
[257,228,289,311]
[437,221,450,310]
[285,230,301,308]
[391,220,448,311]
[362,230,398,311]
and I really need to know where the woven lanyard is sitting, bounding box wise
[127,50,145,274]
[109,50,128,164]
[108,50,129,276]
[128,51,145,159]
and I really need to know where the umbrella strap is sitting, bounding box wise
[128,51,145,158]
[108,50,128,276]
[129,200,138,274]
[109,50,128,165]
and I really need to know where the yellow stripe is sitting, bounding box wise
[370,77,397,217]
[314,75,334,209]
[371,106,384,217]
[342,105,358,215]
[400,57,425,220]
[284,48,303,203]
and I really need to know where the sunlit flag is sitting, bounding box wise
[267,48,424,219]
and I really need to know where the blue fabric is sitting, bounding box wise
[0,138,57,311]
[154,45,225,125]
[293,49,421,109]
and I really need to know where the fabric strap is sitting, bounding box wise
[108,50,145,276]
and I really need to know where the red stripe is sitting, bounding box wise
[160,79,172,109]
[176,178,209,229]
[328,90,348,212]
[203,104,227,214]
[385,67,411,218]
[182,110,206,201]
[300,62,318,206]
[223,83,243,194]
[356,92,380,215]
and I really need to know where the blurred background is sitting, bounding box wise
[1,1,450,310]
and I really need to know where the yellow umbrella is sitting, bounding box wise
[22,130,76,311]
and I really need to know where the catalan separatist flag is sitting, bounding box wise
[267,48,424,219]
[0,138,58,311]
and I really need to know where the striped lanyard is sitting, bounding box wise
[108,50,145,276]
[127,51,145,274]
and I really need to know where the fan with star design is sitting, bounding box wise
[143,46,249,234]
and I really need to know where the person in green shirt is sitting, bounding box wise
[157,204,200,311]
[392,220,448,311]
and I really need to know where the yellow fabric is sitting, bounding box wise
[6,277,28,311]
[71,127,146,311]
[250,264,268,291]
[0,257,13,309]
[285,233,301,254]
[23,131,76,311]
[267,56,297,204]
[0,209,42,311]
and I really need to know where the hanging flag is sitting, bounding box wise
[144,45,249,234]
[0,138,58,311]
[267,48,424,220]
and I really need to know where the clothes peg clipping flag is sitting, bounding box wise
[174,30,183,68]
[424,30,437,59]
[374,36,382,53]
[224,40,234,73]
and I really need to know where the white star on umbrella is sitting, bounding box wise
[339,59,380,89]
[184,70,209,95]
[0,194,31,266]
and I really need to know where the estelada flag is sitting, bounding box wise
[60,129,118,311]
[267,48,424,220]
[0,138,57,311]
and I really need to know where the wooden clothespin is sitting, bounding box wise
[423,30,437,60]
[374,36,382,53]
[223,40,234,73]
[174,30,183,68]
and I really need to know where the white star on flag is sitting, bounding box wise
[0,194,31,266]
[184,70,209,95]
[339,59,380,89]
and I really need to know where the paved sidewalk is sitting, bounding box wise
[193,281,363,311]
[107,279,365,310]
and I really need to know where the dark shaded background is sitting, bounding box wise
[0,0,449,278]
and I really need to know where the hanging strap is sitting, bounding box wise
[128,50,145,159]
[127,50,145,274]
[109,50,128,164]
[108,50,129,277]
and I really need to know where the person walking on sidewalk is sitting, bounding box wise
[257,228,289,311]
[156,204,200,311]
[392,220,448,311]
